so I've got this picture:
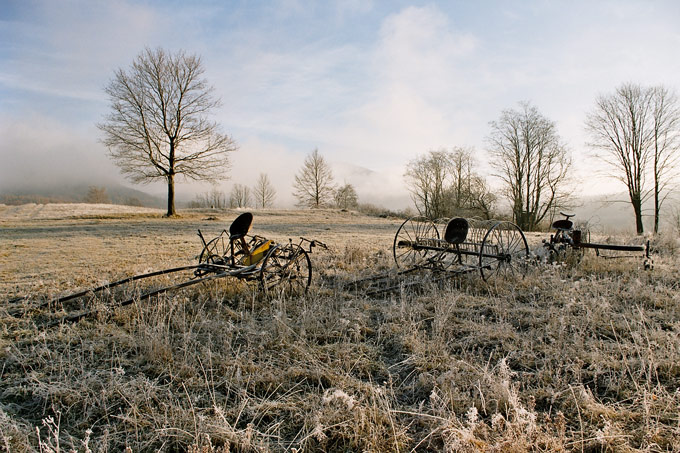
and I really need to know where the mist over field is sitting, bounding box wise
[3,1,680,219]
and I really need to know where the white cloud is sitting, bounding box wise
[326,6,482,169]
[3,0,680,210]
[377,5,477,79]
[1,1,158,103]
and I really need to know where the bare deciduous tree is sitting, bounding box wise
[253,173,276,208]
[293,149,335,208]
[649,86,680,233]
[405,149,453,219]
[335,183,358,210]
[84,186,110,204]
[586,83,657,234]
[191,187,227,209]
[230,184,251,208]
[468,176,497,220]
[488,102,572,231]
[98,47,238,217]
[405,148,495,219]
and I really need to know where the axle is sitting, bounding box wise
[396,240,508,260]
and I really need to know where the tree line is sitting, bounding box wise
[403,88,679,234]
[189,150,360,211]
[98,48,679,233]
[189,173,277,209]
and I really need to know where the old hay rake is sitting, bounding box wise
[543,211,652,268]
[13,212,326,324]
[347,216,530,295]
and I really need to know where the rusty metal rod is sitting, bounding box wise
[50,264,259,325]
[397,242,504,259]
[53,265,201,304]
[10,265,202,318]
[576,242,646,252]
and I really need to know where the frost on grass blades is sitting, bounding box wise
[12,212,328,325]
[1,207,678,451]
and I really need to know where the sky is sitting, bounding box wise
[1,0,680,209]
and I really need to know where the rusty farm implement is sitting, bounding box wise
[543,211,652,268]
[346,216,530,295]
[14,212,326,324]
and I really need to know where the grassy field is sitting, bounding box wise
[1,206,679,452]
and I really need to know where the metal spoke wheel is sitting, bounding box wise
[479,221,529,281]
[260,244,312,296]
[393,217,439,268]
[197,233,247,276]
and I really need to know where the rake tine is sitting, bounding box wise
[12,265,202,318]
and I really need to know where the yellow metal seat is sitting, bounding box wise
[243,240,274,266]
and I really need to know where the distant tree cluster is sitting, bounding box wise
[124,197,143,207]
[0,194,68,205]
[189,187,228,209]
[291,149,363,210]
[405,148,496,220]
[400,102,573,230]
[229,184,251,208]
[188,174,277,210]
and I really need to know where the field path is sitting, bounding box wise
[0,203,163,221]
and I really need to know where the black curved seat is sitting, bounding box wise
[444,217,469,245]
[229,212,253,240]
[552,219,573,231]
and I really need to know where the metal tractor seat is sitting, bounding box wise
[444,217,469,245]
[229,212,254,260]
[552,219,573,231]
[229,212,253,240]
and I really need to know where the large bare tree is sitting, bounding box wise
[405,148,495,220]
[98,48,237,216]
[293,149,335,208]
[253,173,276,208]
[488,102,572,231]
[585,83,674,234]
[649,86,680,233]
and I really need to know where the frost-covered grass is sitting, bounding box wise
[1,208,678,451]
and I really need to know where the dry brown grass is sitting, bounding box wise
[1,207,679,451]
